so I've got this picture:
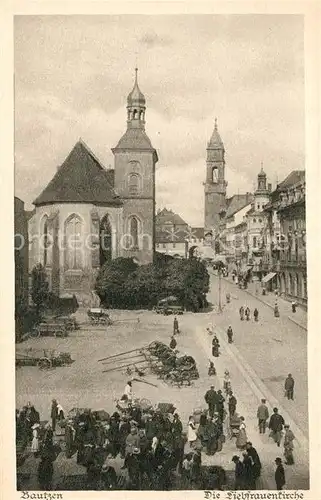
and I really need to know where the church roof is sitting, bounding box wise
[208,118,224,149]
[225,193,253,218]
[33,140,122,206]
[113,127,155,151]
[156,208,188,226]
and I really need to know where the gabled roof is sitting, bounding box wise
[33,140,122,206]
[156,208,188,226]
[277,170,305,190]
[225,194,253,218]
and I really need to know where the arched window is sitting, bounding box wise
[130,216,139,249]
[128,173,141,196]
[100,215,112,266]
[253,236,257,248]
[133,109,138,119]
[212,167,218,183]
[64,214,83,270]
[140,110,144,120]
[40,215,49,267]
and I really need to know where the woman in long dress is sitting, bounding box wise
[187,416,197,449]
[31,423,40,454]
[236,417,247,450]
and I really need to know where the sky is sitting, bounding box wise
[14,15,304,226]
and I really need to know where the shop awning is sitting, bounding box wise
[262,272,276,283]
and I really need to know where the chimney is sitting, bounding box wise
[268,183,272,192]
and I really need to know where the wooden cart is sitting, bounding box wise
[87,308,113,326]
[30,321,68,338]
[16,347,73,370]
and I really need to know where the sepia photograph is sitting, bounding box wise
[12,11,312,494]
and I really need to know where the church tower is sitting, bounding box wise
[112,69,158,264]
[254,163,270,212]
[204,119,227,236]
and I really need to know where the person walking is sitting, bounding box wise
[228,392,237,417]
[246,442,262,481]
[284,374,294,400]
[205,385,218,418]
[227,326,233,344]
[257,399,269,434]
[236,417,247,450]
[208,361,216,376]
[253,308,259,322]
[274,303,280,317]
[223,370,231,395]
[173,317,179,335]
[242,451,256,490]
[291,301,297,313]
[232,455,244,490]
[226,292,231,304]
[239,306,244,321]
[212,335,220,357]
[169,336,177,350]
[245,307,250,321]
[283,424,295,465]
[274,457,286,490]
[268,408,285,447]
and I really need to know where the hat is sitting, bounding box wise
[284,424,290,428]
[275,457,282,463]
[32,423,40,429]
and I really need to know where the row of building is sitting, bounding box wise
[14,69,306,309]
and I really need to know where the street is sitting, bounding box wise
[16,272,309,489]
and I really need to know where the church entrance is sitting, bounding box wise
[100,215,112,266]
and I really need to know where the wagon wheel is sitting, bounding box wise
[38,357,52,370]
[30,327,40,338]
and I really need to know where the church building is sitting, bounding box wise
[28,69,158,302]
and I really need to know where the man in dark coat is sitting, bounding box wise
[253,308,259,321]
[38,457,54,490]
[171,413,183,438]
[232,455,244,490]
[204,386,218,417]
[227,326,233,343]
[228,392,237,417]
[257,398,269,434]
[242,451,256,490]
[284,374,295,400]
[275,457,286,490]
[216,390,225,422]
[246,442,261,480]
[269,407,285,446]
[169,336,177,350]
[173,317,179,335]
[119,417,131,458]
[212,336,220,357]
[50,399,58,432]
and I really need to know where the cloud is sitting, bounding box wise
[139,32,173,48]
[14,15,304,226]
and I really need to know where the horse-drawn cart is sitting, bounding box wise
[30,321,68,338]
[87,308,113,326]
[16,347,73,370]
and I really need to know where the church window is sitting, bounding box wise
[212,167,218,183]
[173,242,176,248]
[129,216,139,249]
[40,215,50,267]
[133,109,138,119]
[128,173,141,196]
[64,214,83,270]
[162,243,166,249]
[253,236,257,248]
[140,110,144,120]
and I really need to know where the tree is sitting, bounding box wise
[31,263,50,314]
[95,257,138,307]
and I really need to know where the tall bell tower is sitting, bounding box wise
[204,119,227,235]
